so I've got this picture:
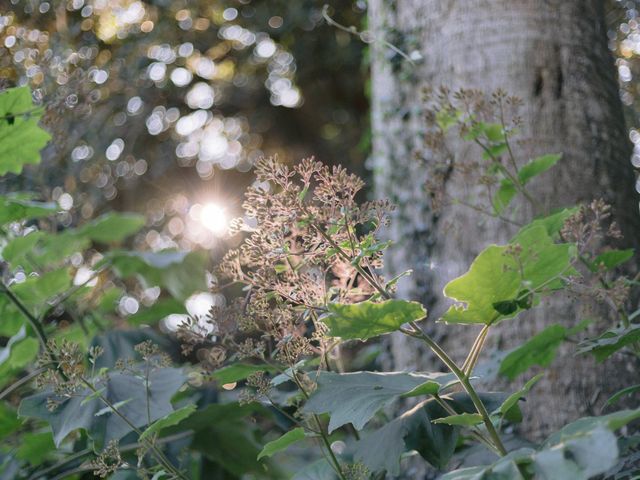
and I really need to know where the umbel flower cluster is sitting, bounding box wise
[178,156,394,381]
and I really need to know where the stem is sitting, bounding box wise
[80,379,187,480]
[404,322,507,456]
[0,367,48,400]
[291,372,346,480]
[461,325,491,376]
[28,432,192,480]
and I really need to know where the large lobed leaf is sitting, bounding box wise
[19,367,187,448]
[441,224,575,325]
[303,370,455,433]
[0,86,51,175]
[355,392,509,475]
[442,409,640,480]
[323,299,426,341]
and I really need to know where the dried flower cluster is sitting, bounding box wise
[87,440,125,478]
[422,87,523,215]
[178,156,394,383]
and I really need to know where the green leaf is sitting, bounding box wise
[323,299,426,341]
[139,404,197,441]
[432,413,483,426]
[355,392,506,474]
[0,87,51,175]
[544,409,640,446]
[442,225,575,325]
[0,403,21,440]
[11,267,72,313]
[2,231,44,266]
[355,399,458,474]
[0,325,38,368]
[16,431,55,466]
[257,427,307,460]
[606,384,640,406]
[514,208,578,241]
[106,250,208,300]
[534,426,617,480]
[0,195,57,225]
[577,324,640,362]
[441,450,533,480]
[19,367,186,448]
[517,153,562,184]
[482,142,508,160]
[435,109,460,132]
[303,371,455,432]
[79,212,145,244]
[212,363,276,385]
[493,179,517,213]
[499,325,568,380]
[496,374,543,419]
[127,298,186,326]
[591,249,634,271]
[180,403,279,478]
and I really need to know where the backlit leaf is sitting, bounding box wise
[323,299,426,340]
[0,87,51,175]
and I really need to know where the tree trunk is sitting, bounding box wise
[369,0,639,441]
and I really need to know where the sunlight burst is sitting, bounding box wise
[200,202,227,235]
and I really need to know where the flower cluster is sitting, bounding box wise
[178,156,394,381]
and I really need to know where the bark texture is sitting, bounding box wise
[369,0,640,441]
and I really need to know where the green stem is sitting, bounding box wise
[404,322,507,456]
[291,372,346,480]
[80,379,187,480]
[462,324,491,376]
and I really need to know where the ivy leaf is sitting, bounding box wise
[442,225,575,325]
[303,371,455,433]
[257,427,307,460]
[323,300,426,341]
[105,250,208,300]
[432,413,483,426]
[0,87,51,175]
[499,325,568,380]
[18,367,186,448]
[517,153,562,184]
[139,404,197,441]
[78,212,146,244]
[577,324,640,362]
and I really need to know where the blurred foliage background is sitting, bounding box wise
[0,0,369,260]
[2,0,639,256]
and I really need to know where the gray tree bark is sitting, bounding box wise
[369,0,640,441]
